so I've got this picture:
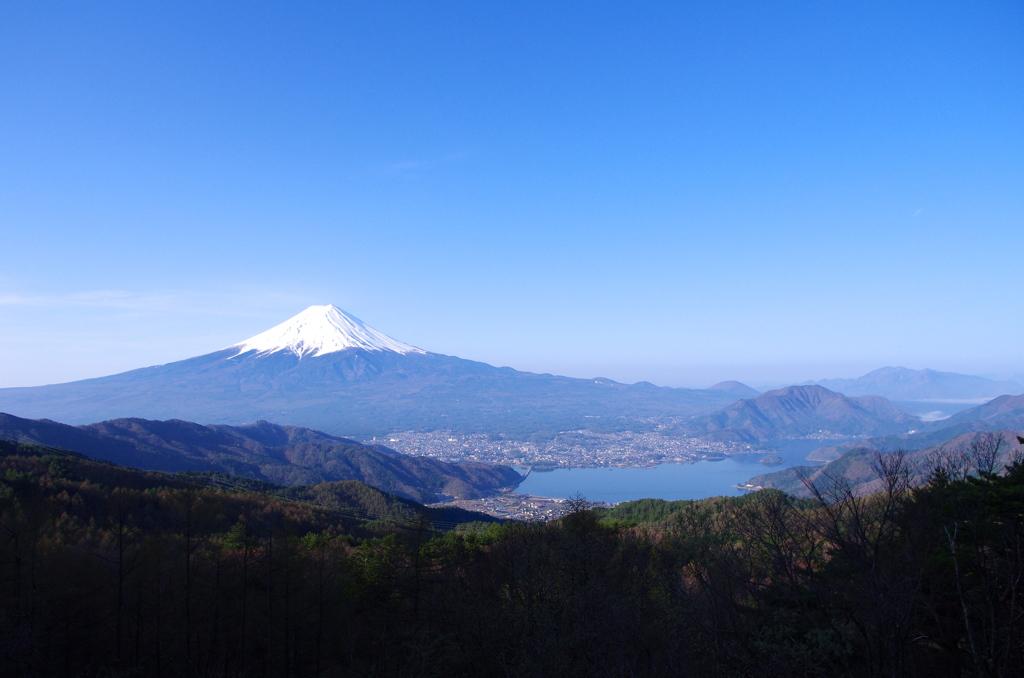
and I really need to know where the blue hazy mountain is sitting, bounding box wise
[681,384,920,443]
[0,305,738,437]
[813,366,1023,401]
[705,380,760,399]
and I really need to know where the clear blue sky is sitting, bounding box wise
[2,1,1022,389]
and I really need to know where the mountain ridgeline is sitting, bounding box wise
[0,305,739,437]
[0,412,522,501]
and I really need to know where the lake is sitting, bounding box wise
[513,439,831,503]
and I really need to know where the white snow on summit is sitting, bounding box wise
[229,305,425,358]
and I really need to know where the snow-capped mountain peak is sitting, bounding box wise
[228,305,425,358]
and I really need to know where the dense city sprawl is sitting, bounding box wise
[368,429,749,468]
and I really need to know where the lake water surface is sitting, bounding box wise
[514,439,833,503]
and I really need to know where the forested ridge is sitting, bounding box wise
[2,437,1023,677]
[0,413,524,501]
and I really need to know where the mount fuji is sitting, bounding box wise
[0,305,739,437]
[228,304,426,358]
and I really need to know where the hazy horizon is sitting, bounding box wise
[1,299,1021,392]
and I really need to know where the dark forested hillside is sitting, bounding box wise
[3,437,1024,677]
[0,412,523,501]
[751,430,1024,497]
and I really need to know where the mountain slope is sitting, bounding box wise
[0,305,737,436]
[682,385,919,442]
[747,430,1024,498]
[815,366,1023,401]
[0,412,522,501]
[805,394,1024,462]
[926,393,1024,431]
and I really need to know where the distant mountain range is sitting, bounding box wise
[0,412,522,501]
[0,305,739,438]
[2,305,1019,457]
[812,366,1023,401]
[680,384,920,443]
